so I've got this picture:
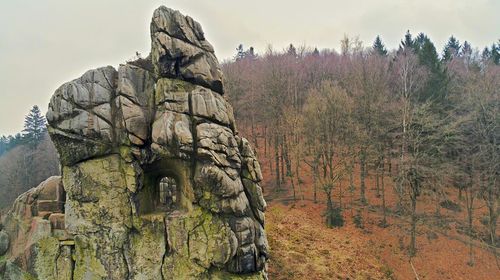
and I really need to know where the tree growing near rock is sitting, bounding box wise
[22,105,47,147]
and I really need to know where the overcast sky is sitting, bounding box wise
[0,0,498,135]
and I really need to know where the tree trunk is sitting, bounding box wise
[487,191,498,248]
[465,187,475,266]
[312,157,319,203]
[321,153,328,179]
[325,189,333,228]
[410,191,417,257]
[375,169,380,198]
[339,182,343,209]
[360,147,367,205]
[296,159,303,201]
[280,141,286,185]
[264,125,268,155]
[283,135,292,177]
[274,134,281,191]
[381,160,387,227]
[251,115,258,148]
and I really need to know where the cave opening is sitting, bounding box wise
[158,176,177,211]
[136,159,191,216]
[138,172,180,215]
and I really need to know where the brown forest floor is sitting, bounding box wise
[254,142,500,279]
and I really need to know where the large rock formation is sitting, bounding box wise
[0,6,268,280]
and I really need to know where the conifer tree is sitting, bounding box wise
[415,34,448,102]
[0,136,7,156]
[491,41,500,65]
[373,35,387,56]
[481,47,491,61]
[23,105,47,147]
[443,36,461,61]
[399,30,415,51]
[235,44,245,61]
[247,46,257,59]
[287,43,297,57]
[312,47,320,56]
[460,41,472,58]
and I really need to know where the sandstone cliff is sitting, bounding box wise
[0,6,268,280]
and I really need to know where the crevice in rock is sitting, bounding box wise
[193,115,232,131]
[121,247,131,280]
[70,245,75,280]
[100,67,117,91]
[54,245,62,279]
[118,92,144,107]
[152,28,214,53]
[69,152,120,167]
[109,81,119,153]
[188,91,198,192]
[160,217,168,280]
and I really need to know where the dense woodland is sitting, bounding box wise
[223,32,499,262]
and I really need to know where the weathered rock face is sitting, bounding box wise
[0,6,268,280]
[151,6,224,95]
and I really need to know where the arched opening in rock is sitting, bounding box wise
[158,176,178,211]
[136,159,192,216]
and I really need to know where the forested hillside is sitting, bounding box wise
[0,106,59,209]
[223,32,499,278]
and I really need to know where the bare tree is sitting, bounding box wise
[392,47,427,212]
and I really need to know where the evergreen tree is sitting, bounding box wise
[235,44,245,61]
[414,32,427,51]
[287,43,297,57]
[399,30,415,51]
[373,35,387,56]
[0,136,7,156]
[23,105,47,147]
[491,41,500,65]
[246,46,257,59]
[443,36,461,61]
[235,44,258,61]
[482,47,491,61]
[7,134,23,149]
[312,47,320,56]
[460,41,472,58]
[413,34,448,102]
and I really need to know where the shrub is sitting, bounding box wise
[325,206,344,228]
[353,210,364,229]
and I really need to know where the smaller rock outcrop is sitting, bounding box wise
[0,176,71,280]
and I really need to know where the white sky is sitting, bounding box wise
[0,0,498,135]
